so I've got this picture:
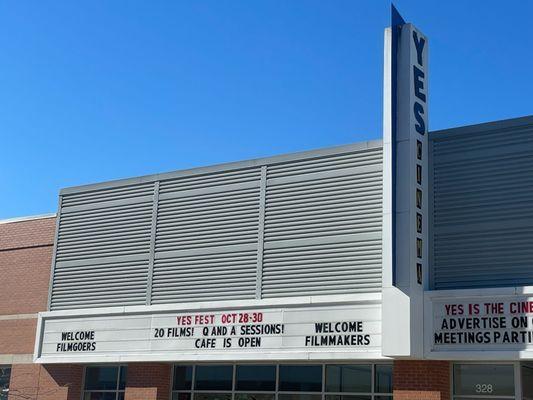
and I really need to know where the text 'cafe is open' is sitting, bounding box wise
[1,6,533,400]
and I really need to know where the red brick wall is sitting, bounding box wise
[0,216,55,315]
[8,364,40,400]
[0,217,55,250]
[37,364,84,400]
[394,360,451,400]
[0,217,61,400]
[125,363,172,400]
[0,319,37,354]
[8,364,83,400]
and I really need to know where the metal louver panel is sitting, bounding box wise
[50,258,149,310]
[56,202,153,261]
[263,148,383,297]
[431,119,533,289]
[49,141,384,310]
[156,188,260,251]
[151,168,261,304]
[50,183,154,310]
[152,249,257,303]
[262,238,382,297]
[266,149,382,178]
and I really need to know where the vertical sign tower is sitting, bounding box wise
[382,5,429,357]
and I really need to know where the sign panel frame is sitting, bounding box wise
[34,294,385,363]
[425,286,533,360]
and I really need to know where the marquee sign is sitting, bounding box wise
[34,301,382,363]
[426,290,533,359]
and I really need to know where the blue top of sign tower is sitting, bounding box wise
[391,4,405,28]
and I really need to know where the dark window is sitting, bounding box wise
[0,367,11,400]
[84,366,126,400]
[118,367,127,391]
[278,395,322,400]
[85,367,122,390]
[172,394,192,400]
[195,366,233,391]
[235,394,275,400]
[171,364,392,399]
[522,363,533,399]
[173,366,193,390]
[194,394,232,400]
[325,396,371,400]
[375,365,393,394]
[453,364,514,397]
[84,394,119,400]
[279,365,322,392]
[236,365,276,391]
[326,365,371,393]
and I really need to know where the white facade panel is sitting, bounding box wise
[425,287,533,360]
[35,296,383,363]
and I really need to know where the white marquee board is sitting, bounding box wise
[35,300,383,363]
[425,288,533,360]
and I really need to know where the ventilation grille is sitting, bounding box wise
[151,250,257,304]
[159,168,261,193]
[152,168,261,304]
[56,202,153,262]
[51,258,149,310]
[431,123,533,289]
[263,147,382,297]
[267,150,382,178]
[262,239,382,297]
[265,173,382,242]
[50,184,154,310]
[50,143,385,310]
[156,187,260,252]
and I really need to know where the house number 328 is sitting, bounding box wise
[475,384,493,394]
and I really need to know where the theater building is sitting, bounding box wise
[1,9,533,400]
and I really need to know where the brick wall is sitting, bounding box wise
[0,319,37,354]
[0,216,55,315]
[125,363,172,400]
[8,364,83,400]
[0,216,61,400]
[0,217,55,251]
[0,217,55,355]
[393,360,451,400]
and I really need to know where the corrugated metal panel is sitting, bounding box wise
[263,148,383,297]
[159,168,261,193]
[51,258,149,310]
[49,142,385,310]
[262,239,382,297]
[50,184,154,310]
[267,149,382,178]
[156,188,260,252]
[431,120,533,289]
[56,202,153,261]
[151,168,261,304]
[152,249,257,303]
[61,183,154,208]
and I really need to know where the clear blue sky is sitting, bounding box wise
[1,1,532,219]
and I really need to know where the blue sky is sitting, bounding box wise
[1,1,532,219]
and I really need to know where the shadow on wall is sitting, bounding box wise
[8,364,83,400]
